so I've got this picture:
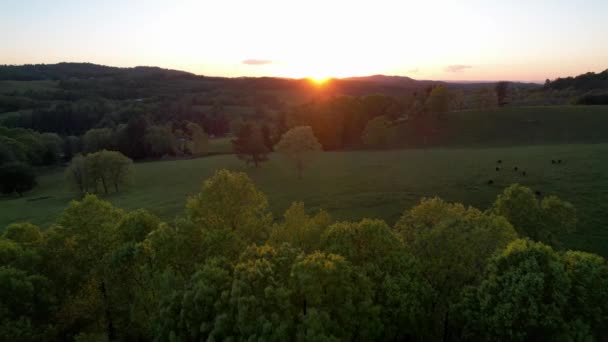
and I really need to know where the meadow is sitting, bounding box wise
[394,105,608,147]
[2,143,608,256]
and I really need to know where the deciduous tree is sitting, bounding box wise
[0,162,36,196]
[231,122,269,167]
[274,126,322,178]
[186,170,272,244]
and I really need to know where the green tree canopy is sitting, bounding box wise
[231,122,269,167]
[459,239,573,340]
[186,170,272,244]
[0,162,36,196]
[275,126,322,178]
[395,197,518,338]
[492,184,576,246]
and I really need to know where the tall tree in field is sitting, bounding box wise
[65,154,88,194]
[0,162,36,196]
[426,85,450,118]
[475,87,499,110]
[65,150,134,194]
[232,122,269,167]
[449,89,465,111]
[100,150,134,193]
[362,116,393,148]
[185,121,208,155]
[495,81,511,106]
[274,126,322,179]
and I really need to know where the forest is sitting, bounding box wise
[2,169,606,341]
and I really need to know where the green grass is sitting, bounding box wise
[392,105,608,147]
[207,137,233,154]
[450,106,608,145]
[2,144,608,256]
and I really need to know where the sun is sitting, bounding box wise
[308,76,329,85]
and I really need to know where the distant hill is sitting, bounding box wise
[342,74,420,85]
[0,62,196,81]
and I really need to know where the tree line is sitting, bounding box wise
[0,127,64,196]
[1,170,606,341]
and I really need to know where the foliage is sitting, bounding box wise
[184,121,208,155]
[0,162,36,196]
[83,128,114,154]
[231,122,269,167]
[3,222,43,247]
[186,169,272,244]
[286,95,403,150]
[269,202,331,252]
[495,81,511,106]
[361,116,394,148]
[546,69,608,91]
[0,266,56,341]
[395,197,518,338]
[492,183,576,246]
[144,125,177,158]
[0,127,62,166]
[65,150,133,194]
[474,87,499,110]
[1,169,607,340]
[275,126,322,178]
[426,85,450,117]
[458,239,608,340]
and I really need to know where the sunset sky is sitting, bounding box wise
[2,0,607,82]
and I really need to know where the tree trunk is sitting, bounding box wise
[100,281,116,340]
[101,177,108,194]
[442,310,449,342]
[297,160,303,179]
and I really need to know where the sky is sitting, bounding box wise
[1,0,607,82]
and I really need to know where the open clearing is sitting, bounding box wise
[2,143,608,256]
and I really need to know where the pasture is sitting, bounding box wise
[385,105,608,148]
[2,143,608,256]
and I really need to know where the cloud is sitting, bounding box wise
[445,64,472,73]
[242,59,273,66]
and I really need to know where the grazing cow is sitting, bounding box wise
[514,166,518,171]
[496,167,500,171]
[497,160,502,164]
[535,190,541,196]
[551,160,556,164]
[487,179,494,185]
[522,171,527,176]
[558,159,562,164]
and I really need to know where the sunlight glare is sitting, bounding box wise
[309,76,329,85]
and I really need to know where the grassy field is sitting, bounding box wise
[393,105,608,147]
[207,136,233,154]
[2,144,608,256]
